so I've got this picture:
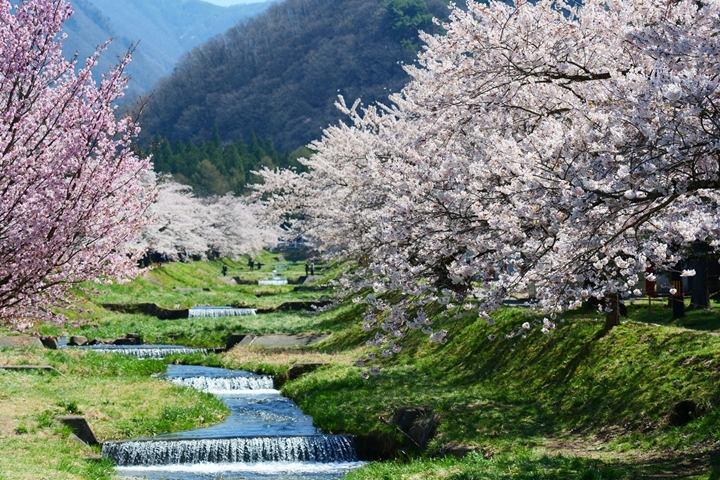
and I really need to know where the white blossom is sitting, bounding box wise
[254,0,720,349]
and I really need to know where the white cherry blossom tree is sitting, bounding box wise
[257,0,720,355]
[136,175,278,261]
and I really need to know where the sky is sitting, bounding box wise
[201,0,269,6]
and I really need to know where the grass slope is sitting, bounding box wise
[230,296,720,478]
[39,254,337,348]
[0,347,228,480]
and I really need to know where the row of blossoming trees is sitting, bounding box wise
[0,0,275,330]
[133,175,278,262]
[256,0,720,354]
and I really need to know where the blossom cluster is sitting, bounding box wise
[0,0,154,328]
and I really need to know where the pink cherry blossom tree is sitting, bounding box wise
[0,0,154,329]
[258,0,720,360]
[374,0,720,329]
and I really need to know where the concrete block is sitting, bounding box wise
[40,336,59,349]
[68,336,88,346]
[0,336,43,348]
[57,415,99,446]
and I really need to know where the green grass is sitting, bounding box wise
[0,346,229,480]
[346,449,633,480]
[31,254,339,347]
[67,257,326,311]
[627,297,720,331]
[37,304,351,349]
[274,305,720,478]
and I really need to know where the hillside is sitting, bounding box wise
[139,0,450,151]
[62,0,274,101]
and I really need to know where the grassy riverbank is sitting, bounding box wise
[3,256,720,478]
[216,301,720,478]
[287,308,720,478]
[38,252,335,349]
[0,347,229,480]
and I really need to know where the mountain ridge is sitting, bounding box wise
[139,0,450,151]
[62,0,274,100]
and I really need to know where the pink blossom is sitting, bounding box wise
[0,0,154,328]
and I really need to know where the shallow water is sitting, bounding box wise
[116,461,367,480]
[106,364,365,480]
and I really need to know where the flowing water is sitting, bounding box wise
[59,337,208,359]
[258,276,288,286]
[258,271,289,286]
[69,344,208,359]
[104,365,365,479]
[189,307,258,318]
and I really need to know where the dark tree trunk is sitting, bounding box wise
[671,263,685,318]
[690,241,710,310]
[604,293,620,330]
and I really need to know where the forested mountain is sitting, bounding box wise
[140,0,450,151]
[149,129,310,196]
[62,0,273,101]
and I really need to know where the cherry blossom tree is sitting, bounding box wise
[0,0,153,329]
[381,0,720,325]
[258,0,720,359]
[135,175,278,261]
[134,178,209,261]
[255,97,394,259]
[205,194,280,259]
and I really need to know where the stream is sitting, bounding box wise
[102,364,366,480]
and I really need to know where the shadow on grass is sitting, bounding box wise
[616,447,720,479]
[350,446,720,480]
[628,300,720,331]
[443,448,720,480]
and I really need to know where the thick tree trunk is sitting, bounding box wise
[690,241,710,310]
[604,293,620,330]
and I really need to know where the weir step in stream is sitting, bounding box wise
[103,364,365,479]
[75,344,208,359]
[188,306,258,318]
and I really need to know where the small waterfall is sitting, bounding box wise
[107,347,207,359]
[168,374,274,393]
[188,307,257,318]
[258,271,289,285]
[258,278,288,285]
[76,345,208,359]
[103,435,359,466]
[106,364,364,478]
